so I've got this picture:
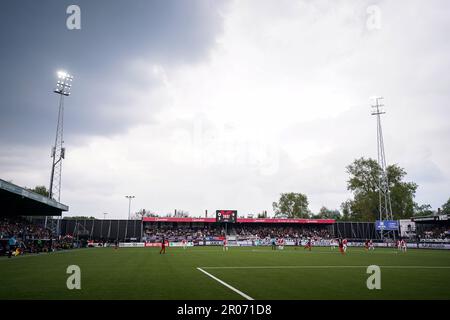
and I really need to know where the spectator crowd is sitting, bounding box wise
[143,223,332,242]
[417,226,450,241]
[234,225,332,240]
[0,217,75,257]
[143,225,224,242]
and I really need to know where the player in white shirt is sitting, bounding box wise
[396,239,402,251]
[330,239,337,250]
[182,239,187,250]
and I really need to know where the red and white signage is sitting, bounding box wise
[142,217,334,224]
[144,242,162,247]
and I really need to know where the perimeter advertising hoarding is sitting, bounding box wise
[375,220,399,231]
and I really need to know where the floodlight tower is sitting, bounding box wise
[125,195,135,220]
[371,97,394,240]
[45,71,73,231]
[125,195,135,241]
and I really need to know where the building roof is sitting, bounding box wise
[412,214,449,223]
[0,179,68,216]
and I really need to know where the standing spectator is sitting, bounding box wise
[8,235,17,258]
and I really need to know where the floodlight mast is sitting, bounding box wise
[125,195,135,241]
[371,97,394,241]
[45,71,73,232]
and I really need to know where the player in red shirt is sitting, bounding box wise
[338,238,345,255]
[278,238,285,250]
[159,237,166,254]
[304,238,312,251]
[343,238,348,253]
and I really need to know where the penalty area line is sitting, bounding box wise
[196,267,254,301]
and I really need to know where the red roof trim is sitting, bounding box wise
[142,217,335,224]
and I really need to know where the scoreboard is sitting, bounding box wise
[216,210,237,223]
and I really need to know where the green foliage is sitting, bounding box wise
[272,192,310,218]
[28,185,49,197]
[135,209,158,218]
[442,198,450,215]
[414,204,433,216]
[315,206,341,220]
[340,200,353,221]
[344,157,417,221]
[257,211,268,218]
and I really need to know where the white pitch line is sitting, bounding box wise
[197,267,254,300]
[200,265,450,270]
[250,249,400,254]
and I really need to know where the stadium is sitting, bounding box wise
[1,180,450,300]
[1,1,450,314]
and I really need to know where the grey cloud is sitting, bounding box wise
[0,0,229,147]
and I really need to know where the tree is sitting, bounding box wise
[345,157,418,221]
[387,164,418,219]
[174,210,189,217]
[257,211,268,218]
[272,193,310,218]
[316,206,341,220]
[134,209,158,219]
[414,204,433,216]
[442,198,450,215]
[340,200,353,221]
[28,185,49,197]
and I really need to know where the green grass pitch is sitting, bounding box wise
[1,246,449,300]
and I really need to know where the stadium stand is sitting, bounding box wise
[413,215,450,243]
[0,179,72,257]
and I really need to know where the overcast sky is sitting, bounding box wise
[1,0,449,219]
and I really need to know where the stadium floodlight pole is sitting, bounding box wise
[101,213,108,241]
[45,71,73,231]
[125,195,135,241]
[125,196,135,220]
[371,97,394,241]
